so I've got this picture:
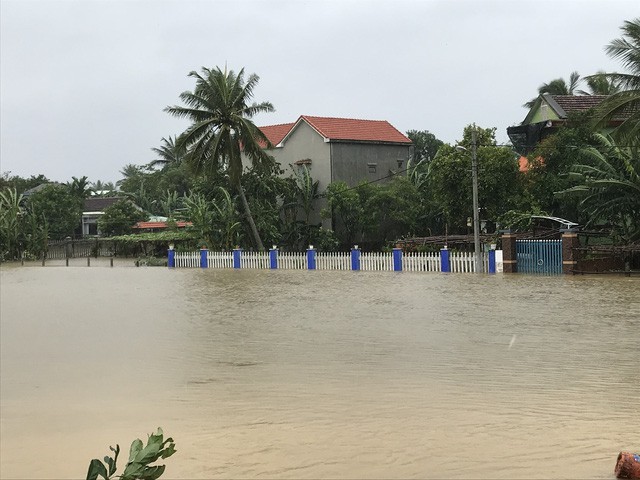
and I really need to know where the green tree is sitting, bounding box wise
[165,66,275,250]
[428,126,523,233]
[322,181,366,247]
[149,136,186,168]
[578,70,622,95]
[98,200,147,236]
[0,173,50,195]
[406,130,444,164]
[524,71,581,108]
[27,184,82,239]
[522,117,595,221]
[68,176,94,199]
[90,180,117,197]
[556,133,640,242]
[591,18,640,142]
[0,188,25,260]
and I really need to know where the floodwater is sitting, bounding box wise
[1,262,638,479]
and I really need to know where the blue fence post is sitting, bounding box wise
[440,245,450,272]
[392,247,403,272]
[488,244,496,274]
[307,245,316,270]
[351,245,361,271]
[269,246,278,269]
[168,244,175,268]
[233,248,242,269]
[200,247,208,268]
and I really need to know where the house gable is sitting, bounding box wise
[275,115,412,146]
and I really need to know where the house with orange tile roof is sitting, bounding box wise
[257,115,412,227]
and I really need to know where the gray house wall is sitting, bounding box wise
[267,121,331,188]
[330,142,411,186]
[266,122,332,229]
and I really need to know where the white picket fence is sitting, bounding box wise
[174,250,498,273]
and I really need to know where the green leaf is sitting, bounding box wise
[161,443,177,459]
[86,459,108,480]
[128,438,143,463]
[140,465,166,480]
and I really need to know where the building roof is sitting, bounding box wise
[545,94,609,119]
[259,115,412,147]
[259,122,296,147]
[83,197,123,212]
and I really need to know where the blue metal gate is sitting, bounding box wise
[516,239,562,275]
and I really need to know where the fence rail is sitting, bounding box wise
[170,248,502,274]
[45,239,113,259]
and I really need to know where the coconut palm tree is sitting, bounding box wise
[578,70,622,95]
[524,71,581,108]
[556,133,640,242]
[591,18,640,142]
[149,135,185,168]
[165,66,274,250]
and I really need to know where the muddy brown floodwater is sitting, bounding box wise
[1,263,638,479]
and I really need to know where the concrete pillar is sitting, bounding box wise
[562,231,580,274]
[351,246,361,271]
[488,244,496,274]
[501,233,518,273]
[233,248,242,269]
[392,248,403,272]
[440,246,450,273]
[167,244,175,268]
[306,246,316,270]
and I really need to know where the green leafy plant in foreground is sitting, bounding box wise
[86,428,176,480]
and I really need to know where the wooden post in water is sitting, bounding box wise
[501,232,517,273]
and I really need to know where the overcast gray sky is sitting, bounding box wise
[1,0,636,184]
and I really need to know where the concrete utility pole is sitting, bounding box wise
[471,127,482,274]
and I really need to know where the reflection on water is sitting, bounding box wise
[1,264,639,479]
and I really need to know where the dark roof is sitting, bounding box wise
[83,197,123,212]
[546,94,609,118]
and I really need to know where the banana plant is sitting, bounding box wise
[86,428,176,480]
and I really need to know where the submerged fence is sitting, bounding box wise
[172,247,503,274]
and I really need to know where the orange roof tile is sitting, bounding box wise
[301,115,411,144]
[258,122,295,147]
[258,116,411,147]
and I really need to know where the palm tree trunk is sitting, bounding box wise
[237,183,265,251]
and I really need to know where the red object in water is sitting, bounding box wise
[615,452,640,479]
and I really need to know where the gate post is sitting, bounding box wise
[501,232,517,273]
[562,231,580,274]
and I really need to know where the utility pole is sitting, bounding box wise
[471,127,482,273]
